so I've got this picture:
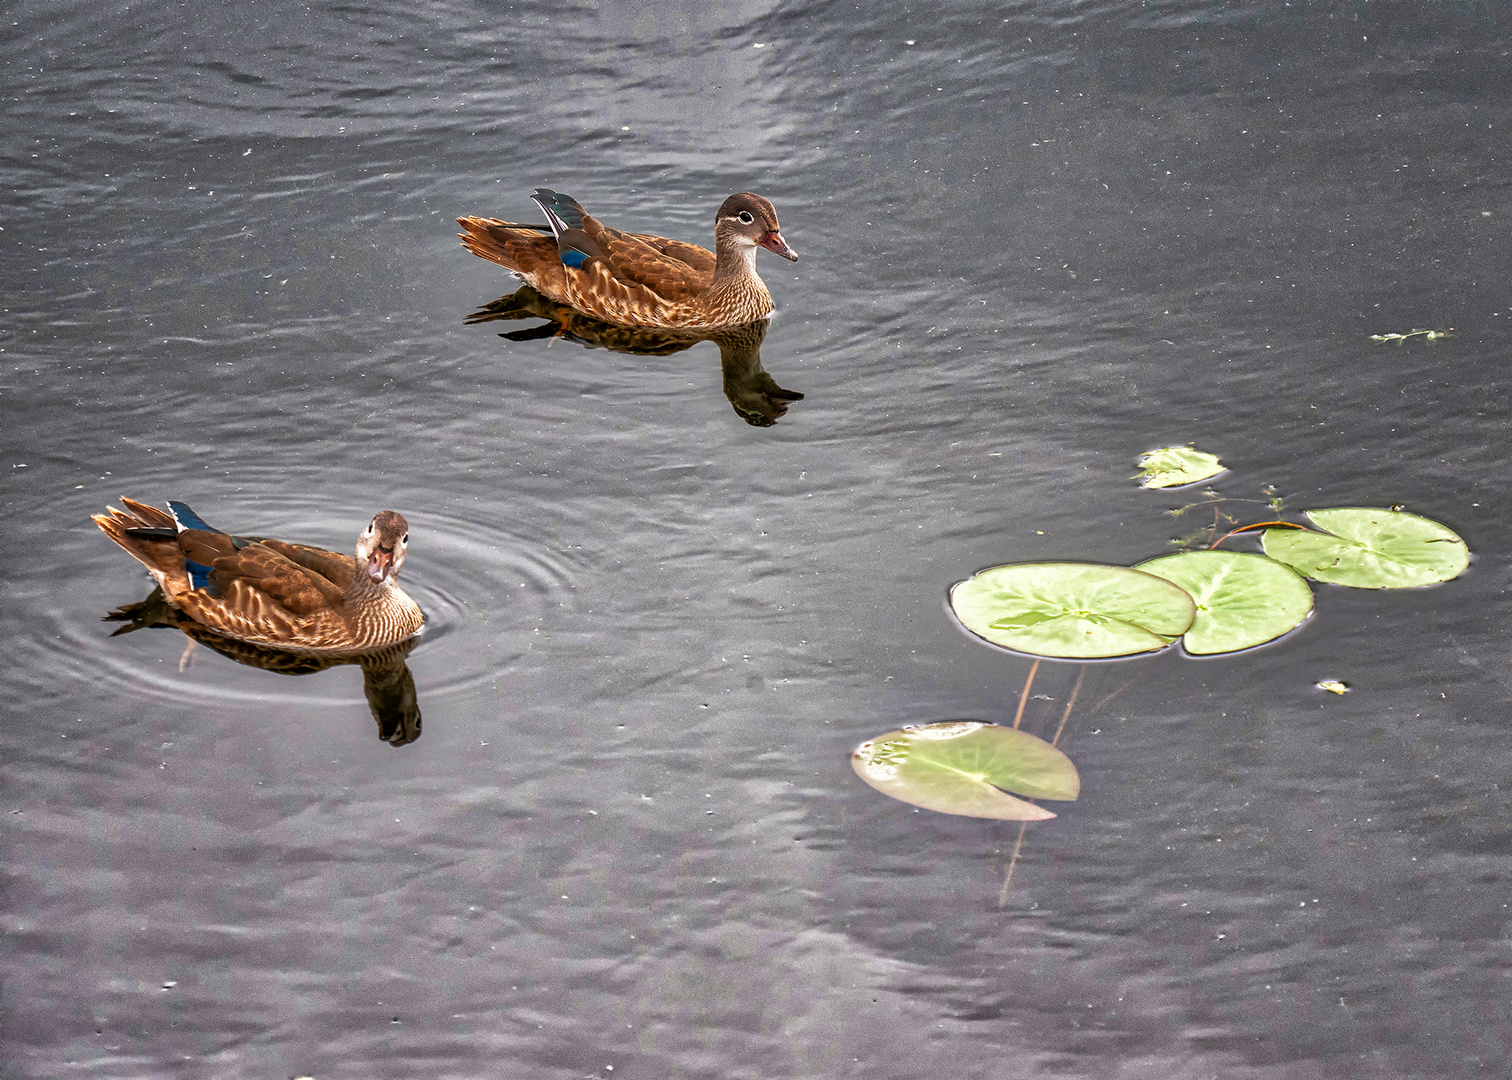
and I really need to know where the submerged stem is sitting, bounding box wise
[998,820,1030,909]
[1012,658,1040,730]
[1052,668,1085,747]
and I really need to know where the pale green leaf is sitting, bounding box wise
[1136,550,1313,654]
[1135,446,1225,489]
[1261,508,1469,588]
[852,722,1079,820]
[950,562,1196,659]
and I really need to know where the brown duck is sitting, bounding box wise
[457,189,797,329]
[94,499,424,654]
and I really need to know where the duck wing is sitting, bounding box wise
[532,189,712,298]
[258,539,360,590]
[203,541,348,615]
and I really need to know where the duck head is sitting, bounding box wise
[716,193,798,262]
[356,511,410,585]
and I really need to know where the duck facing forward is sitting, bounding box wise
[458,189,797,329]
[94,499,424,654]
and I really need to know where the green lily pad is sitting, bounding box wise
[1261,508,1469,588]
[1135,446,1225,489]
[851,722,1079,820]
[1136,550,1314,655]
[950,562,1197,659]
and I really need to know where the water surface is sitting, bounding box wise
[5,1,1512,1076]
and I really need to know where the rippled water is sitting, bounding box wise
[6,1,1512,1076]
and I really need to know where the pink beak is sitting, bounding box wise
[367,547,393,583]
[760,230,798,262]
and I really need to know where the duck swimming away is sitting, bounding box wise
[458,189,797,330]
[94,499,424,654]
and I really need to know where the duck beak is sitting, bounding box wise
[760,230,798,262]
[367,546,394,583]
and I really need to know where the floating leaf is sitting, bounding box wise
[1316,680,1349,694]
[1136,550,1313,655]
[852,722,1079,820]
[1369,328,1452,344]
[950,562,1196,659]
[1134,446,1225,489]
[1261,508,1469,588]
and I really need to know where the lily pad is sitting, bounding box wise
[1261,508,1469,588]
[851,721,1079,820]
[1135,446,1225,489]
[1136,550,1313,655]
[950,562,1196,659]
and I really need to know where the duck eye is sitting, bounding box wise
[401,534,408,544]
[738,211,754,224]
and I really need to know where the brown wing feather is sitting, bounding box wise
[175,528,238,569]
[207,543,346,614]
[260,539,359,589]
[593,231,709,298]
[624,232,717,274]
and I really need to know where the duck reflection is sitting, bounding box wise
[103,588,423,747]
[467,286,804,427]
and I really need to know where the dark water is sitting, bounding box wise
[5,1,1512,1076]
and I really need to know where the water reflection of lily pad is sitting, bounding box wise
[1261,508,1469,588]
[852,722,1079,820]
[1136,550,1313,655]
[950,562,1196,658]
[1135,446,1225,488]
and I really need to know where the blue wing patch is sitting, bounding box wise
[185,558,214,591]
[167,501,217,533]
[560,249,589,268]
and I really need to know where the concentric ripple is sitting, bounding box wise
[19,491,582,713]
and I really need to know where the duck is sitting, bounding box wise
[457,189,797,329]
[94,498,425,654]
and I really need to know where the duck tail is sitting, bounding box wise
[457,215,552,272]
[93,499,187,586]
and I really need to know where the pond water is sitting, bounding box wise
[5,1,1512,1076]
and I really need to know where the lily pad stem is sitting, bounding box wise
[1209,520,1308,549]
[998,821,1030,909]
[1012,658,1040,730]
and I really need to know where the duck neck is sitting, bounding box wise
[711,238,762,290]
[708,239,772,322]
[345,570,390,606]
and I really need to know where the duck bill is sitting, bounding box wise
[367,548,394,584]
[760,230,798,262]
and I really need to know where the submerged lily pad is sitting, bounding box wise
[1135,446,1225,489]
[852,721,1079,820]
[1261,508,1469,588]
[1136,550,1313,655]
[950,562,1196,659]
